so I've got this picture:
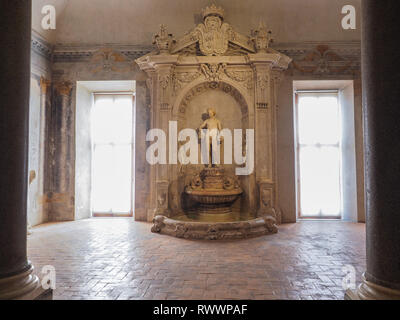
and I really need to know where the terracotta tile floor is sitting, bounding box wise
[27,218,366,300]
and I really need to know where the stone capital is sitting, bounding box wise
[40,77,51,95]
[248,52,292,71]
[55,81,73,96]
[135,54,179,73]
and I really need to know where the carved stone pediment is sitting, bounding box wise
[171,4,255,56]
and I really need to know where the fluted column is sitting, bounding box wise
[0,0,40,299]
[346,0,400,299]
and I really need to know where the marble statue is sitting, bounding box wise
[199,108,222,167]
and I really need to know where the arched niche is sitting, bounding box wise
[174,81,250,172]
[173,80,252,124]
[171,80,253,215]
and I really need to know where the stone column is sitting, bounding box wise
[47,82,75,222]
[0,0,40,299]
[55,82,73,194]
[39,78,51,222]
[346,0,400,299]
[134,81,151,221]
[249,55,276,218]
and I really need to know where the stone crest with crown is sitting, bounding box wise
[193,4,232,56]
[171,3,255,56]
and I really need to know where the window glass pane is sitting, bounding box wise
[92,145,113,212]
[297,92,341,218]
[298,95,340,145]
[111,146,132,213]
[112,96,133,144]
[91,94,133,214]
[92,96,114,144]
[299,147,341,217]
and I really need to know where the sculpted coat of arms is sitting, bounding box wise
[191,4,234,56]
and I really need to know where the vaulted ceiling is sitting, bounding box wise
[32,0,361,46]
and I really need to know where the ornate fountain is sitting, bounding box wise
[186,166,243,215]
[136,4,291,240]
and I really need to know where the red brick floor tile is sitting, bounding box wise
[28,219,366,300]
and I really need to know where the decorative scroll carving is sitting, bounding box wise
[172,71,201,93]
[291,45,353,75]
[255,73,269,109]
[153,25,175,54]
[189,173,203,190]
[200,63,226,82]
[178,82,248,116]
[223,176,240,191]
[87,48,132,74]
[224,68,253,90]
[159,73,172,110]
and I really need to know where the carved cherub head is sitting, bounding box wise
[207,108,217,118]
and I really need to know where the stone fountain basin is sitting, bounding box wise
[185,188,242,205]
[151,214,278,240]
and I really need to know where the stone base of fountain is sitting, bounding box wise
[150,166,278,240]
[151,215,278,240]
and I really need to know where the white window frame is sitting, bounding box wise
[295,90,343,219]
[91,92,135,217]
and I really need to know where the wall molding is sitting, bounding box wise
[30,36,361,77]
[31,32,53,60]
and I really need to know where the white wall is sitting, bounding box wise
[32,0,361,45]
[277,79,297,223]
[75,83,93,220]
[340,83,358,221]
[28,78,45,226]
[32,0,69,42]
